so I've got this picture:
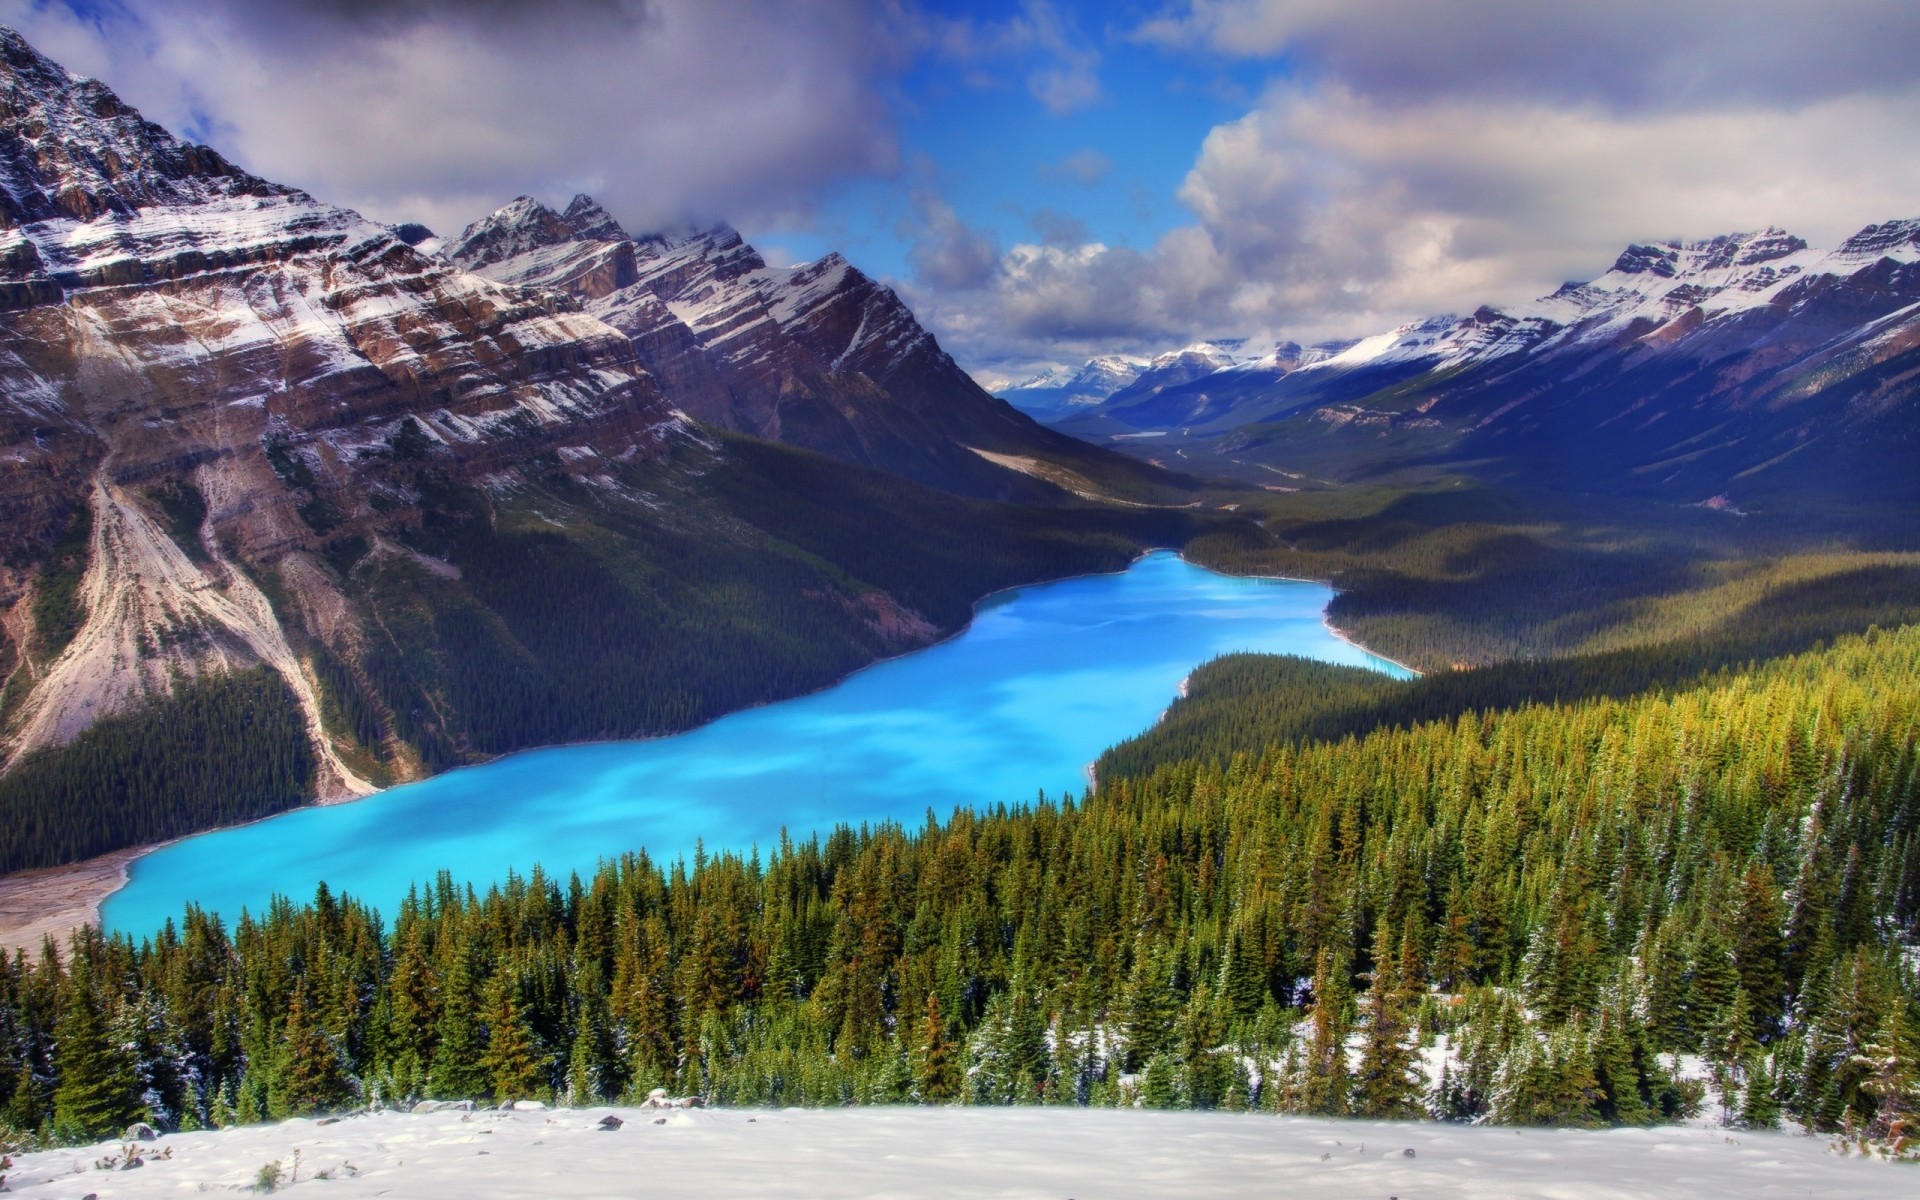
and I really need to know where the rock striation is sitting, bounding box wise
[448,194,1123,498]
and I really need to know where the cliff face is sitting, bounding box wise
[449,195,1153,500]
[0,28,680,789]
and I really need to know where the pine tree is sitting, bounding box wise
[5,1055,44,1136]
[1139,1052,1181,1108]
[1590,998,1653,1125]
[1684,923,1739,1056]
[1352,923,1424,1118]
[383,920,438,1100]
[1298,946,1352,1116]
[271,984,353,1118]
[50,965,140,1140]
[1738,1051,1783,1130]
[428,945,488,1101]
[967,984,1046,1104]
[1731,863,1787,1040]
[480,972,546,1104]
[1855,998,1919,1150]
[912,994,959,1103]
[1120,940,1178,1071]
[1218,921,1267,1017]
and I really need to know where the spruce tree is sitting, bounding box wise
[271,984,353,1118]
[428,945,489,1101]
[480,972,546,1104]
[1121,940,1178,1071]
[1738,1052,1782,1129]
[49,966,140,1140]
[1352,924,1424,1118]
[913,994,959,1102]
[1299,946,1352,1116]
[1731,863,1787,1040]
[1857,998,1919,1148]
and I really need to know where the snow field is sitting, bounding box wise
[5,1106,1912,1199]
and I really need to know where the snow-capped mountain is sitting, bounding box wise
[1059,225,1920,506]
[0,27,673,788]
[0,27,1187,803]
[448,194,1132,498]
[997,354,1147,419]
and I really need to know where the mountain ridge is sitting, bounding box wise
[1053,221,1920,510]
[447,192,1186,502]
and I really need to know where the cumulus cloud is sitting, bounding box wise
[0,0,907,236]
[926,0,1920,371]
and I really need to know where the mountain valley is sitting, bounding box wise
[0,16,1914,1169]
[0,27,1219,876]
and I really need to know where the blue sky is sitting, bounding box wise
[754,0,1275,282]
[7,1,1920,380]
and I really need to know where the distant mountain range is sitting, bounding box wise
[1039,225,1920,509]
[0,25,1199,853]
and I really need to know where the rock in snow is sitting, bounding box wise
[3,1107,1912,1198]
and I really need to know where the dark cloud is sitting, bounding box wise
[1028,207,1089,247]
[1140,1,1920,112]
[906,192,1001,291]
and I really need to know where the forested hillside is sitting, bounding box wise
[0,435,1226,876]
[3,626,1914,1149]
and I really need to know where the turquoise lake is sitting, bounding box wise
[102,552,1411,936]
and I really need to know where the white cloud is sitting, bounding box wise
[919,2,1920,370]
[0,0,907,237]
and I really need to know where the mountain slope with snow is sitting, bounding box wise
[1059,225,1920,508]
[0,28,677,793]
[449,196,1180,501]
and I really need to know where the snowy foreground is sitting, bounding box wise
[6,1106,1911,1199]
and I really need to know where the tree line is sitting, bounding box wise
[1,625,1914,1151]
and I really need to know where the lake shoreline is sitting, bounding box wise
[0,847,145,959]
[4,550,1401,952]
[0,551,1175,953]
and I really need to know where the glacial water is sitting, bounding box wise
[102,552,1412,936]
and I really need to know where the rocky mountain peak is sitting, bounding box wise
[0,26,284,228]
[1610,243,1680,278]
[561,193,625,243]
[636,221,766,282]
[1837,217,1920,258]
[446,192,633,271]
[446,195,568,269]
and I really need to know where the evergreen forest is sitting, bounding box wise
[2,625,1915,1153]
